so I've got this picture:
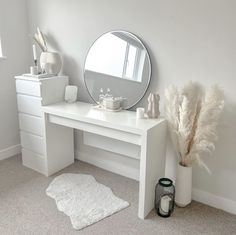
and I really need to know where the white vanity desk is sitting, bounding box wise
[42,101,167,219]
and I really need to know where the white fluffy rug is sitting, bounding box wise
[46,173,129,230]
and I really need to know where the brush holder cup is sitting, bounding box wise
[155,178,175,217]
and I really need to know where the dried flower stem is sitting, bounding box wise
[165,82,224,172]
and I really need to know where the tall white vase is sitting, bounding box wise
[175,164,192,207]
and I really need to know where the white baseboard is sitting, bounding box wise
[0,144,21,160]
[75,149,139,181]
[192,188,236,215]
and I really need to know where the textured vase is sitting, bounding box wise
[175,164,192,207]
[40,52,62,75]
[146,93,160,118]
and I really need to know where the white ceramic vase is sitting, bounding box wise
[40,52,62,75]
[175,163,192,207]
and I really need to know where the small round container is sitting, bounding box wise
[136,107,145,119]
[30,66,38,75]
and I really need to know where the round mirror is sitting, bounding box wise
[84,30,151,109]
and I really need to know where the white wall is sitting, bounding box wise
[26,0,236,212]
[0,0,31,159]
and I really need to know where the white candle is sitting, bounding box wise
[136,107,145,119]
[32,44,37,60]
[30,66,38,75]
[160,195,171,214]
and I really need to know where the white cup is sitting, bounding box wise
[30,66,38,75]
[136,107,145,119]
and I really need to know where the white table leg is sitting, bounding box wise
[138,121,167,219]
[44,114,74,176]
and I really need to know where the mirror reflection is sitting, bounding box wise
[84,31,151,109]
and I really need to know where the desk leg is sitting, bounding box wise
[138,121,167,219]
[44,114,74,176]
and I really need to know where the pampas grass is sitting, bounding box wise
[33,27,47,52]
[165,82,224,172]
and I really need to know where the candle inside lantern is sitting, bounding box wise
[160,195,171,215]
[155,178,175,218]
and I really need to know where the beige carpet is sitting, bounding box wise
[0,155,236,235]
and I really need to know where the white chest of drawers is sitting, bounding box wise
[15,75,73,175]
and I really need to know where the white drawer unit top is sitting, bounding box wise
[15,75,69,106]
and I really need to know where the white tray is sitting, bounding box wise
[92,105,122,112]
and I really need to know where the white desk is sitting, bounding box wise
[42,101,167,219]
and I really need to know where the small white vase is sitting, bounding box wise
[146,93,160,119]
[40,52,62,75]
[175,163,192,207]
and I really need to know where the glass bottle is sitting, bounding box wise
[105,88,112,98]
[98,88,104,107]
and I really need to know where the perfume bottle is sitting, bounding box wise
[105,88,112,98]
[98,88,104,107]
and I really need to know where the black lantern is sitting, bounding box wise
[155,178,175,217]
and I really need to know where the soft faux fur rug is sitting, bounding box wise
[46,173,129,230]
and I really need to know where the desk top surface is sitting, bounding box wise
[42,102,166,133]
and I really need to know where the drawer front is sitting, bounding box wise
[17,94,42,117]
[20,131,45,155]
[16,79,41,97]
[22,148,46,175]
[19,113,43,136]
